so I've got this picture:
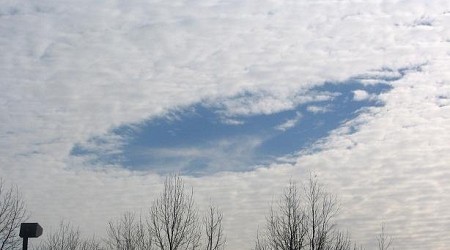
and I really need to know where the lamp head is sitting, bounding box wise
[19,223,43,238]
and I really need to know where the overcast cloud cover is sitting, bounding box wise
[1,0,450,249]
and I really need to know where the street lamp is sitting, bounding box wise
[19,223,43,250]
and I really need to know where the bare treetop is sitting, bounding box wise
[255,175,353,250]
[203,205,226,250]
[149,175,201,250]
[106,211,152,250]
[377,224,392,250]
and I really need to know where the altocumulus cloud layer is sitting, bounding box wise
[1,0,450,249]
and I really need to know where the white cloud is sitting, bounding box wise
[294,63,450,249]
[220,118,245,125]
[212,90,337,117]
[1,0,450,249]
[136,136,264,174]
[275,112,302,131]
[353,90,373,101]
[306,105,332,114]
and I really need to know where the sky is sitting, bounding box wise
[1,0,450,249]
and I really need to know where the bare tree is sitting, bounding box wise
[268,181,307,250]
[330,232,352,250]
[376,224,392,250]
[37,221,81,250]
[106,211,152,250]
[254,230,269,250]
[80,237,104,250]
[36,221,103,250]
[0,179,28,250]
[203,205,225,250]
[149,175,201,250]
[256,176,350,250]
[106,175,226,250]
[303,175,339,250]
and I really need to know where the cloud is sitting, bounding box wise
[71,82,387,175]
[353,90,372,101]
[131,136,264,174]
[294,63,450,249]
[1,0,450,249]
[220,118,245,125]
[211,90,337,118]
[275,112,302,131]
[306,105,332,114]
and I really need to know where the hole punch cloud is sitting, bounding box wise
[71,75,395,175]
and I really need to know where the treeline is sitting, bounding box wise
[0,175,392,250]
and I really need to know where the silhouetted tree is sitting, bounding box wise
[106,175,227,250]
[80,237,104,250]
[304,175,339,250]
[255,175,354,250]
[0,179,28,250]
[203,205,225,250]
[106,211,152,250]
[330,232,352,250]
[36,221,103,250]
[254,230,269,250]
[376,224,392,250]
[264,181,307,250]
[149,175,201,250]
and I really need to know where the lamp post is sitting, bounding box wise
[19,223,43,250]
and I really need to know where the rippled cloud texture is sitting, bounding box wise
[1,0,450,249]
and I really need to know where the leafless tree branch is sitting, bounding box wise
[36,221,103,250]
[149,175,201,250]
[376,224,392,250]
[106,211,153,250]
[303,174,339,250]
[256,175,354,250]
[0,179,28,250]
[203,205,225,250]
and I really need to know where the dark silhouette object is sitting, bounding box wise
[255,175,356,250]
[203,205,226,250]
[149,174,201,250]
[255,180,307,250]
[107,174,226,250]
[106,211,153,250]
[19,223,42,250]
[35,221,102,250]
[377,224,392,250]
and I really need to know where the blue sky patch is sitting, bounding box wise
[71,78,394,175]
